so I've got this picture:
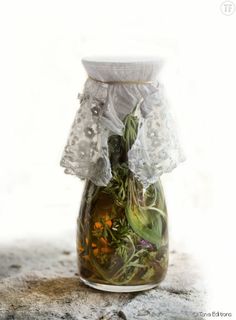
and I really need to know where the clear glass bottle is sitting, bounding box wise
[76,111,168,292]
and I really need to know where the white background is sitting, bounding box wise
[0,0,236,316]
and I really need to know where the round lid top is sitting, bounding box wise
[82,56,163,82]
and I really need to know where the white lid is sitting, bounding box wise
[82,56,163,82]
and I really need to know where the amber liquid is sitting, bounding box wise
[77,180,168,287]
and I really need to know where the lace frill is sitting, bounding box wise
[60,57,185,187]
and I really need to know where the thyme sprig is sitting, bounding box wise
[81,106,168,285]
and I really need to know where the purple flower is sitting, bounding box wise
[138,239,154,250]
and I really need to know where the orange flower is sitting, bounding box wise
[99,237,108,246]
[105,220,112,228]
[94,222,103,229]
[94,211,113,230]
[101,247,112,254]
[93,248,99,256]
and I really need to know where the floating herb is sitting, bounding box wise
[77,106,168,286]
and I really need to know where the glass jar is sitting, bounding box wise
[61,57,184,293]
[76,111,168,292]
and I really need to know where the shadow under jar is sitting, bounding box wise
[77,112,168,292]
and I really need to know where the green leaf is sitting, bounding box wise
[125,204,164,246]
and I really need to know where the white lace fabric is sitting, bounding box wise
[60,57,185,187]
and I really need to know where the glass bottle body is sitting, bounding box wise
[77,177,168,292]
[76,112,168,292]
